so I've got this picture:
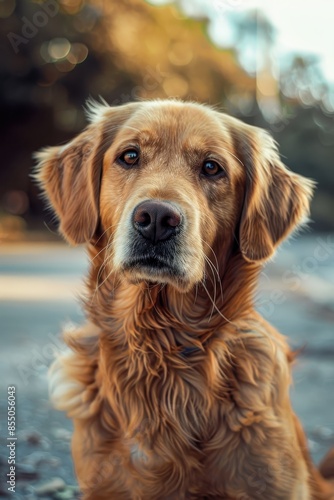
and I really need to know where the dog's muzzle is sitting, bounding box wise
[121,200,185,279]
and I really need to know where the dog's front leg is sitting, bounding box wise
[201,422,311,500]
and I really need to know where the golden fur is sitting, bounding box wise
[35,100,334,499]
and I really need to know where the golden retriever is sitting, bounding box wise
[35,100,334,499]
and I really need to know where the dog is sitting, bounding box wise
[35,100,334,499]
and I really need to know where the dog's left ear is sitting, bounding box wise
[34,101,139,245]
[235,124,315,262]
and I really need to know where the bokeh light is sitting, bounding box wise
[48,38,71,61]
[0,0,15,18]
[2,190,29,216]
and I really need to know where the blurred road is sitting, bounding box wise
[0,236,333,498]
[0,243,85,499]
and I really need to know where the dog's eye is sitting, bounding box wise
[118,149,139,167]
[201,160,225,178]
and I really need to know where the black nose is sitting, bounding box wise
[133,201,182,244]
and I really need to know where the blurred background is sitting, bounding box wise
[0,1,333,498]
[1,0,334,236]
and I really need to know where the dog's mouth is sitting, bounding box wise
[116,232,199,291]
[121,250,191,291]
[123,255,182,277]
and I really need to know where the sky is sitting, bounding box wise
[150,0,334,85]
[223,0,334,84]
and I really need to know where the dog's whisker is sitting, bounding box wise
[193,282,199,305]
[95,265,117,293]
[92,224,114,247]
[91,219,124,250]
[203,255,218,322]
[201,241,224,310]
[94,239,114,282]
[200,279,231,324]
[89,246,117,306]
[90,235,114,263]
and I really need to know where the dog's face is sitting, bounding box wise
[99,102,245,291]
[35,100,314,292]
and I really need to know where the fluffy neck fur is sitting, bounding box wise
[84,234,262,356]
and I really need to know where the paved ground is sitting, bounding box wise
[0,236,334,498]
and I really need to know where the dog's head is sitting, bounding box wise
[34,100,314,292]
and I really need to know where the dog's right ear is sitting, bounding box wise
[33,101,139,245]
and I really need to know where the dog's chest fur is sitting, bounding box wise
[67,318,294,498]
[94,323,288,471]
[51,311,305,498]
[53,283,297,498]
